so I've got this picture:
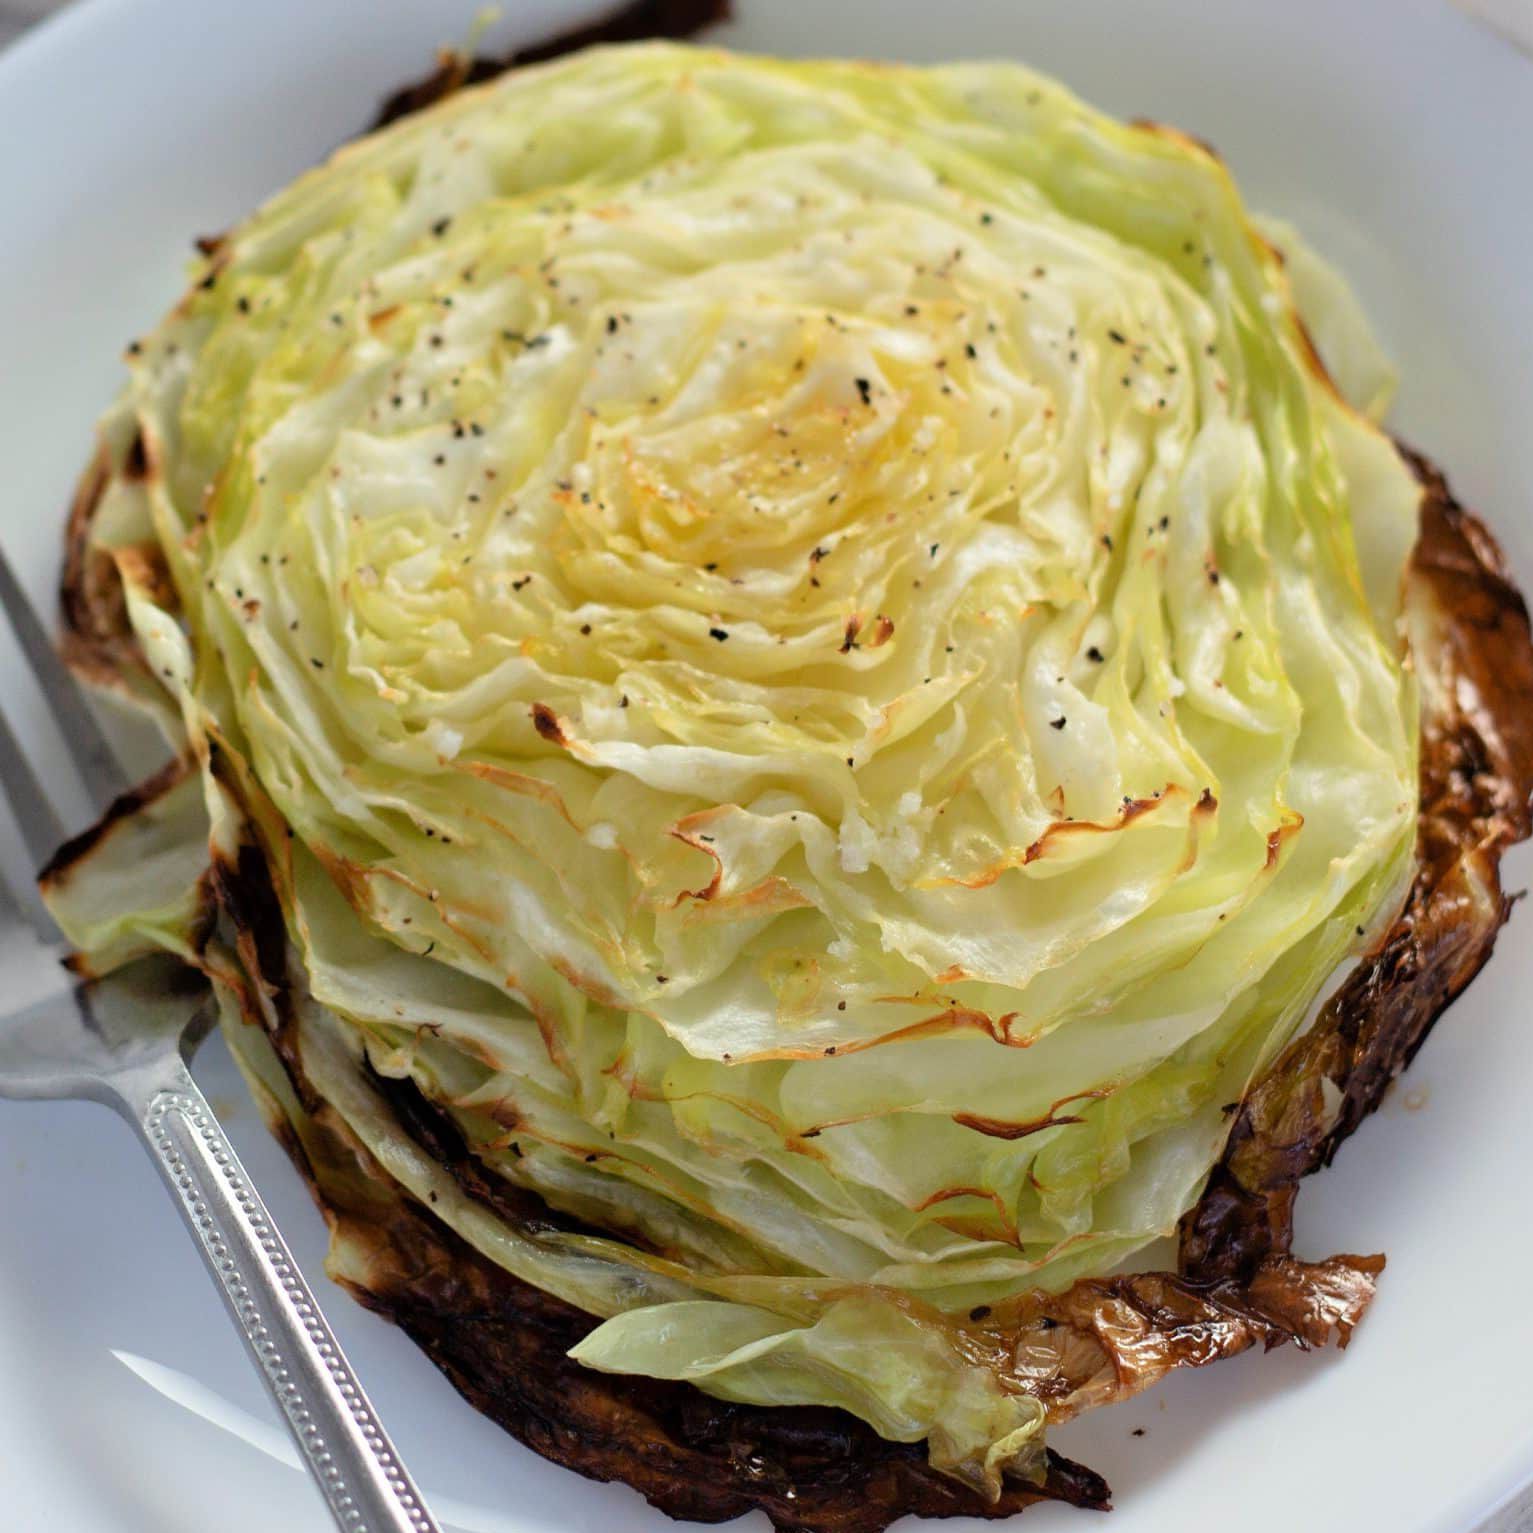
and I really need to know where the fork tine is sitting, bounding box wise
[0,542,128,808]
[0,833,55,947]
[0,696,67,872]
[0,845,28,927]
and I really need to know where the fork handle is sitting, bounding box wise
[129,1066,440,1533]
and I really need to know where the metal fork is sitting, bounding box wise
[0,546,441,1533]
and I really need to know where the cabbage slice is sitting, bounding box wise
[47,44,1422,1492]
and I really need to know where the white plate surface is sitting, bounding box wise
[1,2,1530,1529]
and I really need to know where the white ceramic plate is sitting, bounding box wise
[2,2,1531,1529]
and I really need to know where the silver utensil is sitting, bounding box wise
[0,545,441,1533]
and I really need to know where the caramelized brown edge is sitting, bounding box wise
[1180,450,1533,1280]
[370,0,732,130]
